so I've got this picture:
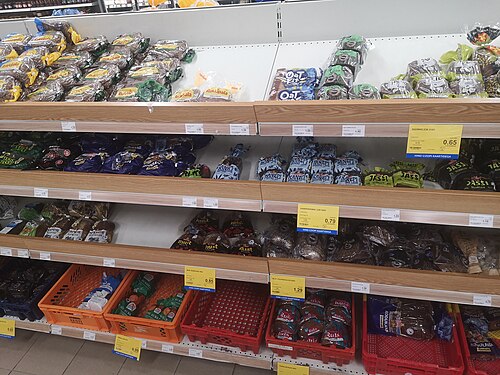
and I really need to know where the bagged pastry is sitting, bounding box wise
[27,31,66,53]
[0,75,22,102]
[0,58,38,87]
[65,82,106,102]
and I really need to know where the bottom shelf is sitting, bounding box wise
[6,316,368,374]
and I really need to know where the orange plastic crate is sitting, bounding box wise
[105,271,193,343]
[38,264,132,332]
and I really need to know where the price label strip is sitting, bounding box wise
[113,334,141,361]
[0,318,15,339]
[184,266,216,292]
[270,274,305,301]
[277,363,309,375]
[297,204,339,235]
[406,124,463,159]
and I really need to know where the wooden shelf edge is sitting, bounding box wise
[254,99,500,124]
[268,258,500,307]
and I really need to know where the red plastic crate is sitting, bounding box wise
[362,299,465,375]
[181,280,271,354]
[455,306,500,375]
[265,296,356,365]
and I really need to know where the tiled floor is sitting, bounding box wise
[0,332,274,375]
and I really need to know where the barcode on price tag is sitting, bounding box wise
[351,282,370,293]
[188,348,203,358]
[18,250,30,258]
[34,188,48,198]
[161,344,174,353]
[469,214,494,228]
[381,209,401,221]
[79,191,92,201]
[182,196,197,207]
[229,124,250,135]
[0,248,12,257]
[103,258,116,267]
[473,294,492,306]
[203,198,218,209]
[342,125,365,137]
[83,331,96,341]
[185,124,204,134]
[292,125,313,136]
[61,121,76,132]
[39,252,51,261]
[51,325,62,335]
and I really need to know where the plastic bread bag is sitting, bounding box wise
[292,232,327,261]
[34,18,81,45]
[390,161,425,188]
[268,67,320,101]
[449,77,488,98]
[380,80,417,99]
[28,31,66,53]
[0,75,22,102]
[19,47,51,69]
[46,65,82,89]
[126,64,168,85]
[406,58,443,84]
[212,143,249,180]
[0,33,31,54]
[82,63,121,90]
[111,33,150,56]
[349,83,380,99]
[0,43,18,63]
[439,44,474,65]
[148,39,195,62]
[0,58,38,87]
[450,229,482,274]
[97,49,134,71]
[485,72,500,97]
[415,76,453,98]
[467,23,500,46]
[317,85,348,100]
[65,82,106,102]
[109,78,171,102]
[446,60,483,81]
[141,56,182,83]
[85,219,115,243]
[337,35,369,64]
[330,49,361,76]
[52,50,94,70]
[26,81,65,102]
[170,87,202,102]
[73,35,109,56]
[0,196,16,220]
[319,65,354,88]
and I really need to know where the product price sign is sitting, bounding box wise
[184,266,216,292]
[406,124,463,159]
[113,334,141,361]
[297,204,339,235]
[270,274,305,301]
[277,362,309,375]
[0,318,15,339]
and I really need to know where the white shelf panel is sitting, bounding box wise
[0,2,96,14]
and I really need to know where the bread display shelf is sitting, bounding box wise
[0,102,258,135]
[256,99,500,138]
[268,258,500,307]
[0,235,270,284]
[0,170,262,212]
[261,182,500,228]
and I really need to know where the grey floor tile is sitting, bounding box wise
[14,334,83,375]
[174,357,234,375]
[9,372,32,375]
[118,350,181,375]
[233,364,274,375]
[0,369,9,375]
[0,329,38,370]
[63,341,126,375]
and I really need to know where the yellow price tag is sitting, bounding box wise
[184,266,216,292]
[0,318,15,339]
[113,334,141,361]
[277,363,309,375]
[406,124,463,159]
[297,204,339,235]
[270,274,305,301]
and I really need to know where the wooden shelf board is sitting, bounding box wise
[0,235,269,284]
[254,99,500,125]
[0,170,262,212]
[268,258,500,307]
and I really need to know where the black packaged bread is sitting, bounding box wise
[0,43,18,63]
[46,66,82,89]
[0,58,38,87]
[330,49,361,75]
[451,173,495,191]
[34,18,81,45]
[415,76,453,98]
[203,232,230,253]
[97,50,133,71]
[141,57,182,83]
[148,40,194,62]
[349,84,380,99]
[85,219,115,243]
[65,82,106,102]
[44,215,73,239]
[434,159,476,189]
[319,65,354,88]
[316,85,348,100]
[26,81,65,102]
[1,33,31,54]
[82,64,120,89]
[407,58,443,83]
[126,64,167,85]
[446,60,482,81]
[0,75,22,102]
[111,33,149,55]
[73,36,109,56]
[380,80,417,99]
[19,47,50,69]
[449,77,487,98]
[52,51,93,70]
[27,31,66,53]
[484,72,500,98]
[337,35,368,63]
[62,216,94,241]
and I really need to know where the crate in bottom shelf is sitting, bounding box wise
[105,271,193,343]
[362,300,464,375]
[181,280,271,354]
[265,296,356,366]
[38,264,132,332]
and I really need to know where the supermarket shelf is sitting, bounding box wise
[0,235,270,284]
[0,170,262,212]
[261,182,500,228]
[268,258,500,307]
[272,355,368,375]
[0,2,96,13]
[256,100,500,138]
[3,316,51,333]
[0,102,258,135]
